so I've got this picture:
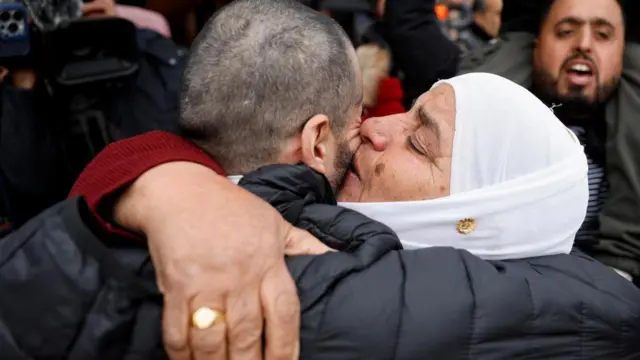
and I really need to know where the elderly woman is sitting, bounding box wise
[238,73,640,358]
[2,73,640,359]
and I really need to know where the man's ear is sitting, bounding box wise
[300,114,332,175]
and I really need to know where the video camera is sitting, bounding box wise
[0,0,141,92]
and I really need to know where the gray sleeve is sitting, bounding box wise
[594,42,640,278]
[457,32,534,88]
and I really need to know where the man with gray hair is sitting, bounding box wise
[179,0,360,186]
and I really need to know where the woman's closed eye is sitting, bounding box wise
[408,131,439,165]
[407,135,426,156]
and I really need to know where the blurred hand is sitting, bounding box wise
[115,162,331,360]
[376,0,386,17]
[82,0,116,17]
[11,69,36,89]
[0,67,8,84]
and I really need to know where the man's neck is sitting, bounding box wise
[470,22,493,42]
[530,86,603,127]
[530,85,608,166]
[554,106,603,128]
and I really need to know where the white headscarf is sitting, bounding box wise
[339,73,589,260]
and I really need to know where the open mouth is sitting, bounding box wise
[565,61,595,86]
[567,63,593,76]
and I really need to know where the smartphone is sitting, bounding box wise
[0,2,30,59]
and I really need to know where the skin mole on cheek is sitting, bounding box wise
[439,185,446,193]
[374,162,386,176]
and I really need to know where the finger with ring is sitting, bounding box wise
[190,304,228,360]
[192,307,225,330]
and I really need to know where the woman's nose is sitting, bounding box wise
[360,116,404,152]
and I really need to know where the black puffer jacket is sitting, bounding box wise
[2,164,640,359]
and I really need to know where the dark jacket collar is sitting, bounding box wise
[239,164,335,223]
[239,164,402,252]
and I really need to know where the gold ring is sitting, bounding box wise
[192,307,225,330]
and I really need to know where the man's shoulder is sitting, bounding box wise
[457,37,508,73]
[0,197,148,271]
[503,253,640,314]
[457,32,535,88]
[0,197,162,358]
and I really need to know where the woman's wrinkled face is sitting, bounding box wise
[338,84,456,202]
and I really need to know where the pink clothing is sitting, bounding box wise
[115,4,171,39]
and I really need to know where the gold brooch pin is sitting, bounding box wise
[456,218,477,235]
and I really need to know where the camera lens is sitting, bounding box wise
[0,12,10,22]
[12,11,24,21]
[7,22,18,34]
